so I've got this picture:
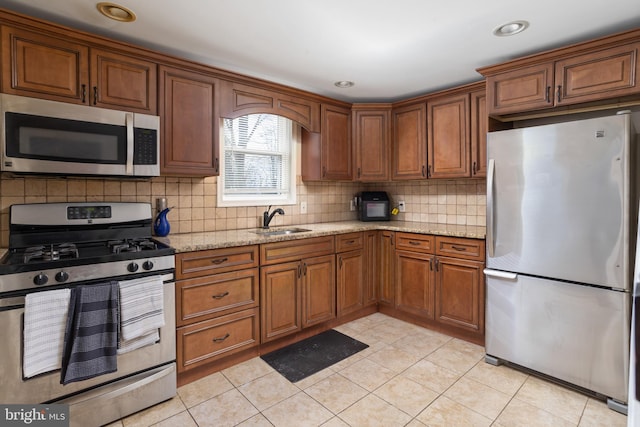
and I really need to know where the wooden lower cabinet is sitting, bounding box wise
[395,250,435,318]
[260,261,301,342]
[260,237,336,343]
[337,249,364,317]
[175,246,260,377]
[435,257,484,333]
[378,231,395,306]
[177,308,259,372]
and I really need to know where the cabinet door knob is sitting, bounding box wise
[557,85,562,103]
[545,86,551,103]
[93,86,98,105]
[212,333,230,343]
[212,291,229,300]
[81,84,87,103]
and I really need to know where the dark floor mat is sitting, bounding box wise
[260,329,369,383]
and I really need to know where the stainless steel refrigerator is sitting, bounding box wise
[485,111,639,411]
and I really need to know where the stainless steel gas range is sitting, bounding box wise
[0,202,176,427]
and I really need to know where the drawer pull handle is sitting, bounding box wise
[212,291,229,300]
[346,240,355,244]
[211,257,229,265]
[451,245,467,251]
[212,333,230,343]
[409,241,421,246]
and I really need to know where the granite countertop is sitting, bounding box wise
[158,220,486,253]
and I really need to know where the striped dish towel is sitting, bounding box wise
[118,276,164,341]
[61,282,119,385]
[23,288,71,378]
[117,329,159,355]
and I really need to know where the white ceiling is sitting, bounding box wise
[2,1,640,102]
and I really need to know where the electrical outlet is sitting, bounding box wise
[398,201,406,212]
[300,201,307,214]
[350,199,356,211]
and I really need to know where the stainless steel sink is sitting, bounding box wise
[251,227,311,236]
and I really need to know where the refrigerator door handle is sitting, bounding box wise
[487,158,495,257]
[484,269,517,280]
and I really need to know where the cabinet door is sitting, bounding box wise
[260,261,301,343]
[337,250,364,317]
[435,257,484,333]
[159,66,219,176]
[392,103,427,179]
[90,48,157,114]
[555,42,640,106]
[427,94,470,178]
[353,107,390,181]
[486,63,554,115]
[378,231,395,306]
[1,26,89,103]
[364,230,378,305]
[470,89,487,178]
[321,104,352,180]
[302,255,336,327]
[395,250,435,318]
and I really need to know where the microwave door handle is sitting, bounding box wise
[125,113,134,175]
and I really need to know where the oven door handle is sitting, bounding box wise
[125,112,134,175]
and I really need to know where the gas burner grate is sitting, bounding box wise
[23,243,79,264]
[108,238,158,254]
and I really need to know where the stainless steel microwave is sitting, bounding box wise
[0,93,160,177]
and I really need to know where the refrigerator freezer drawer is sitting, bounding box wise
[486,271,630,402]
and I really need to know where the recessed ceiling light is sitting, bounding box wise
[96,2,137,22]
[493,20,529,37]
[334,81,355,88]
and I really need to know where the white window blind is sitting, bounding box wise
[219,114,296,206]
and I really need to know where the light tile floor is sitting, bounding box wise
[106,313,627,427]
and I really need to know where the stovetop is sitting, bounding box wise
[0,202,176,294]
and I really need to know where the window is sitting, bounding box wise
[218,114,296,207]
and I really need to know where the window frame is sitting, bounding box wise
[217,115,298,208]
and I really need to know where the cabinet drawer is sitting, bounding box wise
[395,232,434,253]
[177,308,259,372]
[336,232,364,252]
[260,236,335,265]
[176,245,259,279]
[435,236,485,261]
[176,268,259,326]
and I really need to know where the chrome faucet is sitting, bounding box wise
[263,205,285,228]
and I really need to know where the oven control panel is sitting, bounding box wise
[67,205,112,220]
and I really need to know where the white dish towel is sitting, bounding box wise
[23,288,71,378]
[118,276,164,342]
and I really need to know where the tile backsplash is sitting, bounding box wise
[0,174,486,247]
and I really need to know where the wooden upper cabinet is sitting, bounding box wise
[470,89,487,178]
[485,63,554,115]
[90,48,157,113]
[1,26,157,114]
[301,104,352,181]
[321,104,352,180]
[392,103,427,180]
[427,93,470,179]
[480,30,640,117]
[159,66,219,176]
[2,26,89,103]
[219,81,320,132]
[352,105,391,182]
[555,42,640,106]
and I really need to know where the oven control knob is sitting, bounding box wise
[142,261,154,271]
[127,262,139,273]
[33,273,48,286]
[55,271,69,282]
